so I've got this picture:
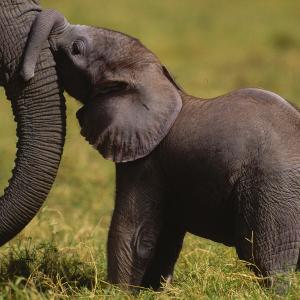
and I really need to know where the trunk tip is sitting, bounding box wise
[20,67,34,82]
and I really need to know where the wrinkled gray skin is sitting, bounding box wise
[21,10,300,291]
[0,1,65,246]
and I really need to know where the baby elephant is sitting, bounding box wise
[21,10,300,290]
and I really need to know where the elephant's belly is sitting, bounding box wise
[173,191,236,247]
[185,211,236,247]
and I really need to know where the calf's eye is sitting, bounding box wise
[71,40,85,56]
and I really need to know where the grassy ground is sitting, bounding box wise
[1,0,300,298]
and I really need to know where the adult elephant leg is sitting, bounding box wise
[107,156,165,287]
[0,1,66,244]
[141,220,185,290]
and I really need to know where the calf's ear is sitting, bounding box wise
[93,64,182,163]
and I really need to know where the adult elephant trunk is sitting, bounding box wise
[0,1,66,245]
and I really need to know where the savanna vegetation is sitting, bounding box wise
[1,0,300,298]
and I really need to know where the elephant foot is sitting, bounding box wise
[146,274,173,291]
[165,274,173,285]
[263,273,293,296]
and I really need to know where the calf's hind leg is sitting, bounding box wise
[235,171,300,291]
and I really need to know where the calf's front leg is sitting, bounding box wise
[107,156,166,288]
[141,221,185,290]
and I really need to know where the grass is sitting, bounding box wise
[1,0,300,298]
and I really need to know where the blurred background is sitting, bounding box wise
[1,0,300,297]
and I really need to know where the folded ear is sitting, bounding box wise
[93,64,182,163]
[162,65,184,92]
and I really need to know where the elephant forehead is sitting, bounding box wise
[69,25,93,43]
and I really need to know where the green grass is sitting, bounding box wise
[1,0,300,298]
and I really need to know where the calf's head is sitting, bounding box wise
[21,9,182,162]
